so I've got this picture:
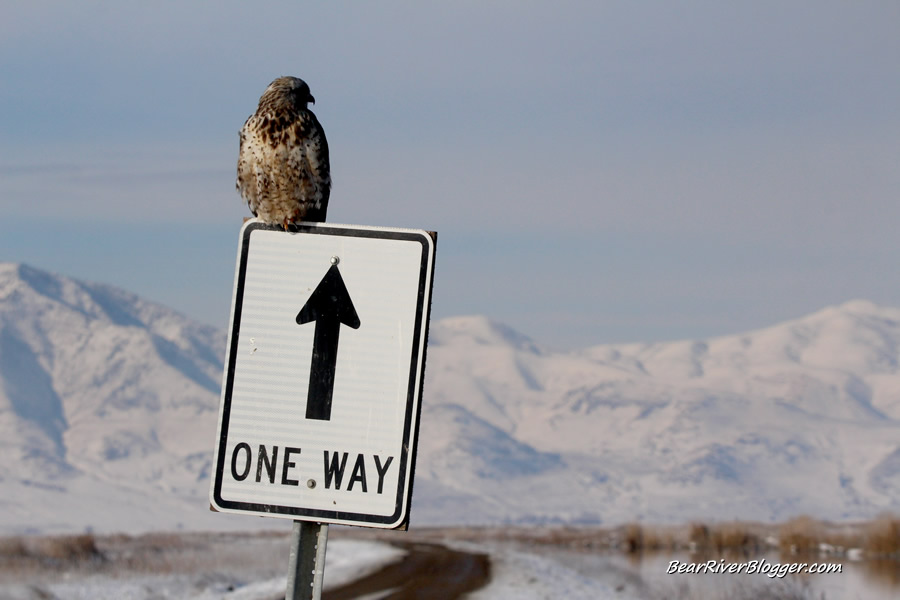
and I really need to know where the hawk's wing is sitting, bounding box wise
[298,111,331,222]
[236,111,331,224]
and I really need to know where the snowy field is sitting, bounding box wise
[1,529,896,600]
[0,536,405,600]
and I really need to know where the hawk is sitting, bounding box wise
[236,76,331,227]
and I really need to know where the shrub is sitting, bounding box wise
[779,515,822,555]
[622,522,644,553]
[29,533,103,562]
[689,521,762,555]
[0,536,28,558]
[865,513,900,557]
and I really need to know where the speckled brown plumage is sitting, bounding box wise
[236,77,331,227]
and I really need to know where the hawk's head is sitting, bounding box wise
[258,76,316,112]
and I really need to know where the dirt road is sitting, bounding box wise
[324,541,490,600]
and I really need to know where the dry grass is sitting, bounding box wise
[688,521,764,556]
[28,534,104,562]
[778,515,823,555]
[0,536,28,558]
[386,515,900,564]
[623,513,900,560]
[819,530,858,554]
[0,533,104,563]
[865,513,900,557]
[619,522,679,553]
[621,522,644,553]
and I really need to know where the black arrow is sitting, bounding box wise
[296,263,360,420]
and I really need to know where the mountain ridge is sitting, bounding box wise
[1,262,898,533]
[415,299,900,524]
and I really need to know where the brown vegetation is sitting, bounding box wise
[422,513,900,561]
[689,521,765,556]
[778,515,822,555]
[865,513,900,557]
[0,536,28,558]
[620,522,679,553]
[0,533,103,563]
[0,523,897,599]
[30,534,103,562]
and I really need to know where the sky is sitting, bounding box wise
[1,1,899,349]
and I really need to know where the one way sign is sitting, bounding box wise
[210,220,436,529]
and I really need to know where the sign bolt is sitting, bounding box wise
[307,479,317,489]
[330,255,340,265]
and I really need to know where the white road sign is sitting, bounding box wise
[210,219,436,528]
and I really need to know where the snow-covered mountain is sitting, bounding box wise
[1,263,899,534]
[415,306,900,525]
[0,263,228,533]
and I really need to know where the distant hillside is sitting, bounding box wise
[1,263,899,534]
[0,263,229,533]
[413,302,900,524]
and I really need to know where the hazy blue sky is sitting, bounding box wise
[2,1,898,348]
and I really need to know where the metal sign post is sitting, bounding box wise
[286,521,329,600]
[210,220,436,599]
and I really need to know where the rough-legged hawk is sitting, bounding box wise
[236,76,331,227]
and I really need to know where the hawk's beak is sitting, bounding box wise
[308,94,316,105]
